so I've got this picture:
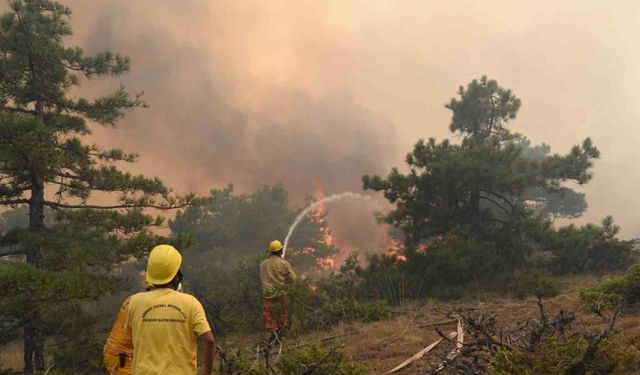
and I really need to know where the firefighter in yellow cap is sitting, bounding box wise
[125,244,217,374]
[259,240,297,344]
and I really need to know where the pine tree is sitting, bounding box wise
[364,76,599,245]
[0,1,191,372]
[363,77,601,289]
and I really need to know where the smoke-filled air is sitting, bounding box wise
[2,1,640,374]
[59,0,640,238]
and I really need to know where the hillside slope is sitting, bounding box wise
[225,279,640,374]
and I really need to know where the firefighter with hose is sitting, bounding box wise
[260,240,297,345]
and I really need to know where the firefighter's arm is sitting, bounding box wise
[198,330,217,375]
[193,298,216,374]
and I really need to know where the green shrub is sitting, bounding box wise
[580,263,640,313]
[494,335,640,374]
[509,269,561,299]
[355,300,389,322]
[290,281,390,331]
[322,299,389,324]
[274,345,367,375]
[579,287,623,315]
[217,345,367,375]
[545,217,636,274]
[317,252,364,301]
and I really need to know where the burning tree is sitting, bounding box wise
[0,1,190,373]
[168,185,339,333]
[169,184,338,269]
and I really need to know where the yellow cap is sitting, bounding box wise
[146,244,182,285]
[269,240,284,253]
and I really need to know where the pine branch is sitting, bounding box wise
[54,172,83,180]
[0,184,31,195]
[480,189,515,209]
[478,195,511,215]
[52,168,168,195]
[43,200,190,210]
[1,106,36,115]
[0,198,29,205]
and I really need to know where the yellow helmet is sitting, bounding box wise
[146,244,182,285]
[269,240,284,253]
[143,272,152,288]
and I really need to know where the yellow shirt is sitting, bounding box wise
[125,289,211,375]
[259,255,297,297]
[104,296,134,356]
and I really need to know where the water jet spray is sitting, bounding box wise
[283,192,370,257]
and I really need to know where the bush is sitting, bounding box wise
[349,217,634,302]
[580,263,640,314]
[316,252,364,301]
[289,281,390,331]
[359,233,535,300]
[322,299,389,324]
[494,335,640,374]
[217,345,368,375]
[274,345,368,375]
[456,297,640,374]
[509,269,561,299]
[545,217,636,274]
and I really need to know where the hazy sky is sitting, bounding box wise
[54,0,640,239]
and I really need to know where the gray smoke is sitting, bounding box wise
[59,0,395,252]
[65,1,395,202]
[7,0,640,243]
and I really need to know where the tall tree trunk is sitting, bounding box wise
[21,92,47,374]
[24,174,45,374]
[469,136,482,229]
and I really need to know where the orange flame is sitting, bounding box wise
[417,243,429,254]
[317,257,336,269]
[384,235,407,262]
[311,183,327,217]
[311,184,338,256]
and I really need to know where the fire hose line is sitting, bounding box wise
[384,314,464,374]
[434,314,465,373]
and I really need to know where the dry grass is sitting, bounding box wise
[3,273,638,374]
[282,275,640,374]
[0,341,23,371]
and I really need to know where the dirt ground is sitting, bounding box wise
[267,275,640,374]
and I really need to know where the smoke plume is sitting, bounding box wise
[14,0,640,242]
